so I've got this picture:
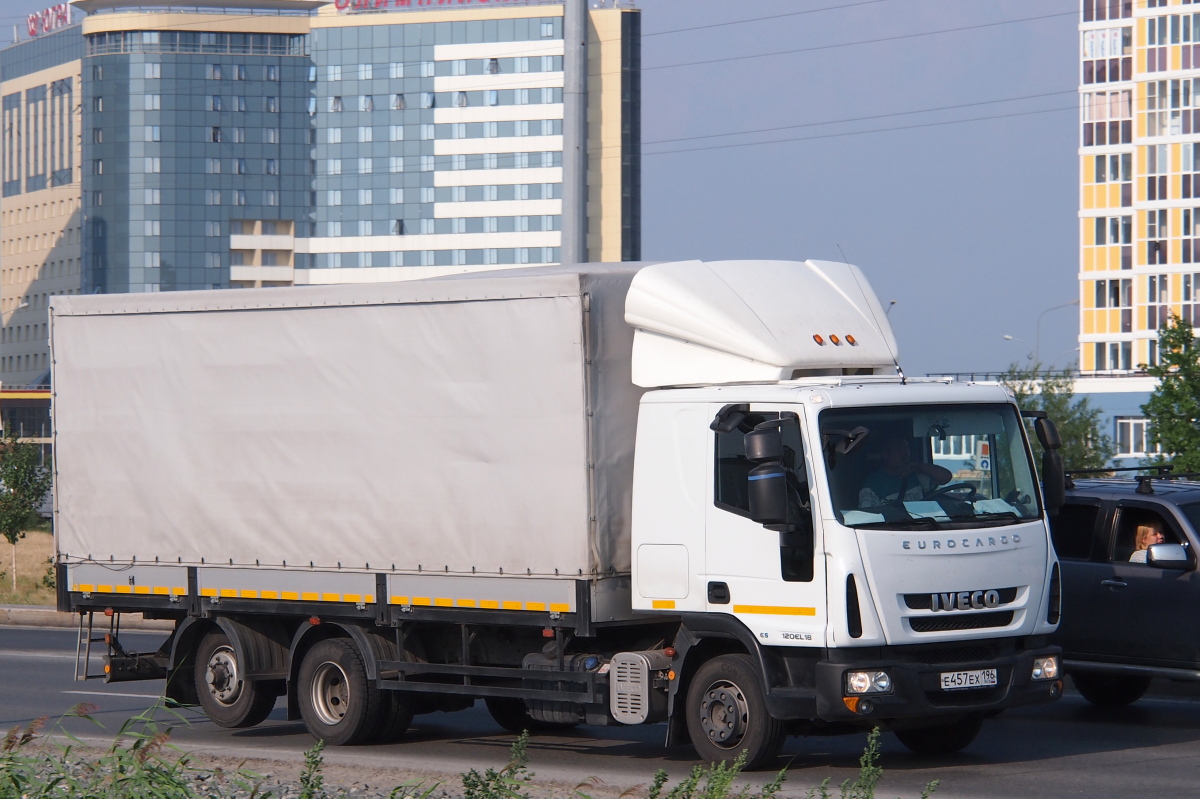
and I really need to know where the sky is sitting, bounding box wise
[0,0,1080,377]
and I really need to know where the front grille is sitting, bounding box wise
[909,611,1014,633]
[904,587,1018,610]
[908,646,994,665]
[925,685,1006,707]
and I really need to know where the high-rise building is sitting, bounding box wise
[0,0,640,386]
[0,24,83,386]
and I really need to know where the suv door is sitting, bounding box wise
[1107,500,1198,666]
[1052,496,1113,657]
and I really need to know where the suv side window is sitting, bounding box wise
[1051,501,1103,560]
[1113,505,1180,564]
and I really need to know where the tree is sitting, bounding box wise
[1000,362,1114,471]
[0,433,53,592]
[1142,314,1200,472]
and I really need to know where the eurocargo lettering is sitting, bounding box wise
[51,260,1065,766]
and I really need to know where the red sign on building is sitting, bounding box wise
[27,4,70,39]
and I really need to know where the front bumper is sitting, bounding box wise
[760,640,1062,724]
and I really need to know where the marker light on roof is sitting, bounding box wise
[830,335,841,345]
[846,334,857,346]
[813,334,825,345]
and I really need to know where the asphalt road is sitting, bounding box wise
[5,626,1200,798]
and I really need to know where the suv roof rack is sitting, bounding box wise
[1064,464,1200,494]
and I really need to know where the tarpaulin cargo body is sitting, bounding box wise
[50,265,644,581]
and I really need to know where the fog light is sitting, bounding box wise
[845,670,893,694]
[1032,656,1059,681]
[858,699,874,715]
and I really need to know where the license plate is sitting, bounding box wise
[940,668,998,691]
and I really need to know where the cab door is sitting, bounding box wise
[704,403,825,642]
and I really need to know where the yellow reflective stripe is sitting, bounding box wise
[282,591,299,600]
[456,599,476,608]
[480,600,499,609]
[98,585,113,593]
[219,589,238,598]
[343,594,362,603]
[550,603,570,612]
[651,599,676,610]
[133,586,150,595]
[413,597,432,606]
[199,588,216,597]
[434,597,453,607]
[525,601,545,611]
[152,587,169,596]
[390,595,410,605]
[114,585,132,594]
[262,590,279,599]
[321,593,340,602]
[172,587,186,596]
[301,592,319,601]
[240,590,258,599]
[733,604,816,616]
[501,600,521,610]
[75,584,93,593]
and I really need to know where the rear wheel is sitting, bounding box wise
[1071,672,1151,707]
[484,697,577,733]
[895,713,983,756]
[298,638,388,745]
[194,631,277,729]
[684,654,784,770]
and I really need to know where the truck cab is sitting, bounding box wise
[626,262,1063,764]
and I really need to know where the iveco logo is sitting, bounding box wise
[931,590,1002,612]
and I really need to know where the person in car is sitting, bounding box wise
[1128,520,1166,563]
[858,434,952,508]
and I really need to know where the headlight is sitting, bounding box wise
[1031,656,1059,681]
[845,670,892,695]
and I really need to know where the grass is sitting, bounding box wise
[0,524,54,605]
[1,704,936,799]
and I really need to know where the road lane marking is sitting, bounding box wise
[4,649,74,660]
[62,690,161,699]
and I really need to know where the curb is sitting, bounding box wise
[0,604,174,631]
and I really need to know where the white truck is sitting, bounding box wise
[50,260,1065,767]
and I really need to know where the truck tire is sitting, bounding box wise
[298,638,388,746]
[484,697,578,734]
[894,713,983,756]
[194,631,277,729]
[684,654,784,770]
[375,691,416,742]
[1071,673,1151,707]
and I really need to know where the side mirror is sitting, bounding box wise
[1034,417,1062,451]
[1148,543,1190,569]
[1041,449,1065,515]
[746,424,788,526]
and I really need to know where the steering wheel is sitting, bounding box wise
[923,482,979,502]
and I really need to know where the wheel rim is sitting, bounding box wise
[699,679,750,749]
[310,661,351,726]
[204,645,242,706]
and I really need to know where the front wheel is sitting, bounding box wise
[1070,672,1150,707]
[684,654,784,770]
[194,631,278,729]
[894,713,983,755]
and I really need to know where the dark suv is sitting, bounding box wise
[1051,472,1200,706]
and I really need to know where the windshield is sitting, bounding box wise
[819,403,1042,529]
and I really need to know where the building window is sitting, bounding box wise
[328,190,342,206]
[233,158,247,174]
[1082,26,1132,83]
[145,94,161,110]
[1093,277,1133,334]
[145,157,160,173]
[420,61,434,78]
[329,96,343,112]
[359,63,373,80]
[1147,273,1171,330]
[516,89,529,105]
[390,62,404,79]
[266,128,280,144]
[233,65,246,80]
[206,190,220,205]
[234,127,246,143]
[485,216,498,233]
[145,188,161,204]
[1147,208,1168,264]
[452,123,466,139]
[91,159,103,175]
[265,190,278,206]
[328,127,342,144]
[327,158,342,175]
[359,189,373,205]
[420,219,435,235]
[420,156,434,172]
[390,124,404,141]
[391,93,406,110]
[1082,0,1133,22]
[452,154,466,170]
[358,157,372,174]
[234,190,246,206]
[328,65,341,81]
[146,126,161,142]
[266,65,278,81]
[486,90,498,107]
[390,188,404,204]
[209,127,222,143]
[206,221,220,237]
[420,124,434,140]
[390,156,404,173]
[206,158,221,174]
[92,128,103,143]
[391,219,405,235]
[207,64,222,80]
[420,187,435,203]
[359,125,372,142]
[456,92,468,108]
[265,96,278,113]
[91,191,103,205]
[92,97,103,112]
[357,220,371,237]
[541,22,554,37]
[265,158,278,175]
[420,92,434,109]
[360,95,373,112]
[1115,417,1157,457]
[487,58,499,74]
[208,96,222,115]
[144,220,160,236]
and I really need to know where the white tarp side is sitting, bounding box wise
[579,269,645,575]
[52,291,611,576]
[625,260,900,388]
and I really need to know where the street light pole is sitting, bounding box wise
[1035,300,1080,364]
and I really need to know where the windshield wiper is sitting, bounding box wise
[944,512,1022,524]
[846,517,943,530]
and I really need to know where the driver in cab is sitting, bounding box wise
[858,434,953,508]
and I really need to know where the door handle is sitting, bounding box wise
[1101,579,1128,588]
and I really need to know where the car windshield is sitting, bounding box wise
[819,403,1042,530]
[1180,502,1200,535]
